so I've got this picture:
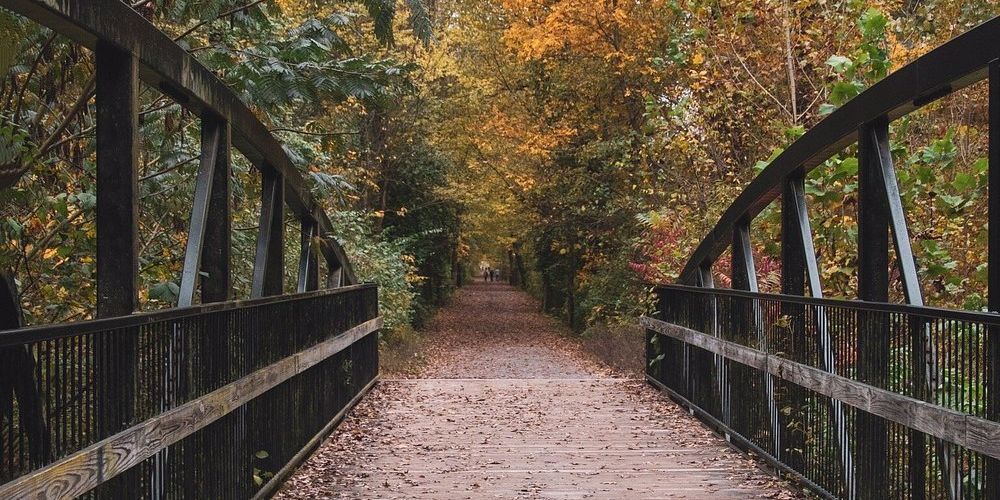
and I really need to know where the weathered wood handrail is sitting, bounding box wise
[0,317,382,500]
[661,16,1000,500]
[0,3,380,497]
[646,285,1000,499]
[0,284,380,497]
[642,316,1000,460]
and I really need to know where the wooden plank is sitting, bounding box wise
[287,378,795,499]
[641,316,1000,461]
[0,317,383,500]
[253,376,379,500]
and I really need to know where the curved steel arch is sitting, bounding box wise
[671,16,1000,500]
[680,15,1000,284]
[0,3,376,496]
[2,0,357,295]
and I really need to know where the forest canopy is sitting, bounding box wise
[0,0,997,335]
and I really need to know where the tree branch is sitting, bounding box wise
[173,0,270,42]
[270,127,360,137]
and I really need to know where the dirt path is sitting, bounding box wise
[276,281,799,499]
[415,280,604,379]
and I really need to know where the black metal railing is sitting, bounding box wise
[0,284,379,498]
[655,15,1000,500]
[645,285,1000,499]
[0,1,383,497]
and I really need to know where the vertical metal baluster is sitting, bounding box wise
[697,263,727,426]
[785,174,854,497]
[732,222,783,464]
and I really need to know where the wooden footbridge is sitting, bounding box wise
[2,1,1000,499]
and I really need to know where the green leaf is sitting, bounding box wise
[859,8,888,40]
[974,157,989,186]
[973,157,989,175]
[951,172,976,193]
[753,147,784,174]
[149,282,180,303]
[404,0,433,46]
[921,132,957,168]
[936,194,966,212]
[836,157,858,177]
[824,55,853,74]
[804,182,826,197]
[255,450,270,459]
[0,9,23,78]
[71,192,97,210]
[829,81,861,105]
[783,125,805,141]
[647,353,665,368]
[920,239,941,255]
[817,103,838,116]
[362,0,397,47]
[915,165,934,184]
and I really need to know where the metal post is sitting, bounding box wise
[252,171,285,298]
[249,169,284,480]
[178,114,223,307]
[861,117,958,499]
[201,120,232,304]
[732,222,781,459]
[858,118,891,498]
[199,117,234,497]
[786,174,854,497]
[779,171,807,473]
[94,39,140,497]
[987,59,1000,500]
[297,220,319,293]
[95,44,139,318]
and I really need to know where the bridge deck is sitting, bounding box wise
[276,282,797,499]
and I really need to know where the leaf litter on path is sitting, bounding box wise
[276,281,803,499]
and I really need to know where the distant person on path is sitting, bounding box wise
[483,268,489,282]
[492,268,500,282]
